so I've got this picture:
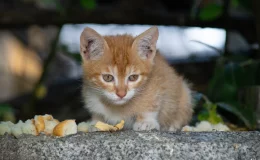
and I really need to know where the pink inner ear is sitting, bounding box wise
[145,46,153,59]
[88,39,94,47]
[82,45,89,59]
[140,45,154,59]
[82,39,94,60]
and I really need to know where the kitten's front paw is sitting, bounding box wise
[85,120,100,132]
[87,126,100,132]
[133,121,160,131]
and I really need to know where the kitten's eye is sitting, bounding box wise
[128,75,139,82]
[102,74,114,82]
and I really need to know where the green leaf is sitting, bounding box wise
[197,102,223,124]
[206,103,223,124]
[199,3,223,21]
[0,104,15,122]
[0,104,12,115]
[217,102,256,129]
[80,0,96,10]
[198,110,209,121]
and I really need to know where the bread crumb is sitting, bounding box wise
[53,120,77,137]
[34,115,45,133]
[22,120,38,136]
[11,120,24,138]
[77,122,90,132]
[182,121,230,132]
[44,119,59,135]
[95,121,117,131]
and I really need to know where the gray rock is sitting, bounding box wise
[0,131,260,160]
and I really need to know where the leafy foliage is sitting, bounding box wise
[217,102,257,129]
[195,0,252,21]
[208,56,260,102]
[80,0,96,10]
[0,104,15,122]
[199,3,223,21]
[198,102,223,124]
[205,55,260,129]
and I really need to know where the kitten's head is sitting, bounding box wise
[80,26,159,105]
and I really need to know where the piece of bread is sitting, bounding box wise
[212,123,230,131]
[195,121,213,131]
[1,114,125,137]
[53,120,77,137]
[44,119,59,135]
[22,119,39,136]
[94,120,125,132]
[0,121,14,135]
[114,120,124,130]
[0,123,10,135]
[11,120,24,138]
[181,121,230,132]
[94,121,117,131]
[34,115,45,133]
[42,114,53,121]
[34,114,54,133]
[77,122,90,132]
[2,121,15,128]
[181,125,194,132]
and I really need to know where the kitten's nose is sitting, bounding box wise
[116,90,126,99]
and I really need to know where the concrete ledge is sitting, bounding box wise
[1,131,260,160]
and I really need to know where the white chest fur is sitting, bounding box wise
[84,93,134,129]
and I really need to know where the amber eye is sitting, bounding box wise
[102,74,114,82]
[128,75,139,82]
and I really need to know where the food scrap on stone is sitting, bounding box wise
[95,120,125,132]
[53,120,77,137]
[0,114,125,138]
[181,121,230,132]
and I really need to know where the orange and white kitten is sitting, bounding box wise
[80,26,193,131]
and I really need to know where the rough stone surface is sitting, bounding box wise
[1,131,260,160]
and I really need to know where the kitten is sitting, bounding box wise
[80,26,193,131]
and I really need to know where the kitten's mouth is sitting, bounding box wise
[103,91,134,105]
[113,98,128,105]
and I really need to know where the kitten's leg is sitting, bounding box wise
[86,114,104,132]
[133,112,160,131]
[168,124,181,132]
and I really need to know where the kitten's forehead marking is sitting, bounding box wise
[125,66,134,84]
[107,65,119,86]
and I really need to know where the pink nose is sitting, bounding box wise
[116,90,126,98]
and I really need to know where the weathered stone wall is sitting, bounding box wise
[1,131,260,160]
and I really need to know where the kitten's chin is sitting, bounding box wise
[111,99,129,105]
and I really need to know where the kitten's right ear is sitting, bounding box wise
[80,27,106,61]
[132,26,159,62]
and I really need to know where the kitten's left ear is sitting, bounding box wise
[80,27,107,61]
[132,26,159,61]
